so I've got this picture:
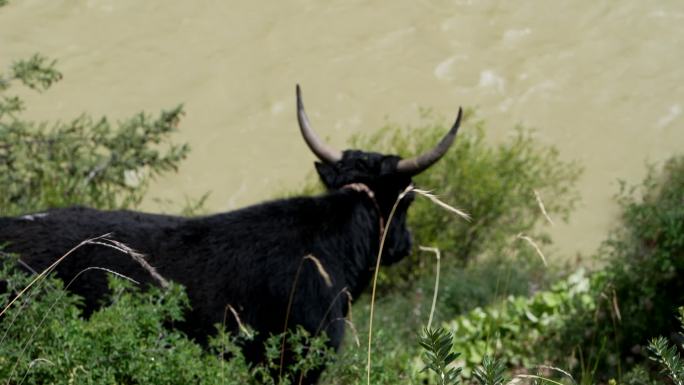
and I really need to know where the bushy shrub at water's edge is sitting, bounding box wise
[348,111,581,288]
[0,54,189,216]
[416,155,684,384]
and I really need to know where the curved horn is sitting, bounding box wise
[296,84,342,163]
[396,107,463,175]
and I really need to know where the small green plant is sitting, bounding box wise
[433,269,594,374]
[472,355,508,385]
[417,328,513,385]
[419,327,462,385]
[647,307,684,385]
[648,337,684,385]
[254,326,335,385]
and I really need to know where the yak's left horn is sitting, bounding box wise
[296,85,343,164]
[396,107,463,176]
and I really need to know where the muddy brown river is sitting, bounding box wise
[1,0,682,260]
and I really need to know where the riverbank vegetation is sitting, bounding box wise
[1,53,683,384]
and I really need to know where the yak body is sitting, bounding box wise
[0,151,415,383]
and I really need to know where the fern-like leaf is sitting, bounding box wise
[648,336,684,385]
[472,355,507,385]
[419,327,462,385]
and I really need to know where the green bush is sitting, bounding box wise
[348,111,580,287]
[423,155,684,384]
[0,54,189,216]
[528,155,684,383]
[606,156,684,351]
[0,253,335,384]
[431,269,594,378]
[565,155,684,381]
[0,256,243,384]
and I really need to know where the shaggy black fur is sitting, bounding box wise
[0,150,418,384]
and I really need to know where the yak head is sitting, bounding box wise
[296,85,462,265]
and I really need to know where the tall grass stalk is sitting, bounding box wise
[314,287,351,337]
[367,185,470,385]
[535,365,576,384]
[366,185,414,385]
[515,374,565,385]
[419,246,442,330]
[0,234,113,319]
[5,246,142,385]
[279,254,332,380]
[18,358,54,385]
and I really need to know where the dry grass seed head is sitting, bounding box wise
[225,304,252,338]
[413,188,471,222]
[516,233,548,267]
[534,190,554,226]
[303,255,332,287]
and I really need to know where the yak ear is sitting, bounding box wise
[315,162,338,189]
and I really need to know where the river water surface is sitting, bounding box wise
[1,0,682,259]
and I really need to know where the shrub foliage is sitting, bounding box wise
[349,112,581,287]
[424,155,684,384]
[0,54,189,215]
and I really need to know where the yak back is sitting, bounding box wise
[0,189,381,345]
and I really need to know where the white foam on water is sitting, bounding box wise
[657,104,682,129]
[478,70,505,93]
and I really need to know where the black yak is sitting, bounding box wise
[0,85,462,384]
